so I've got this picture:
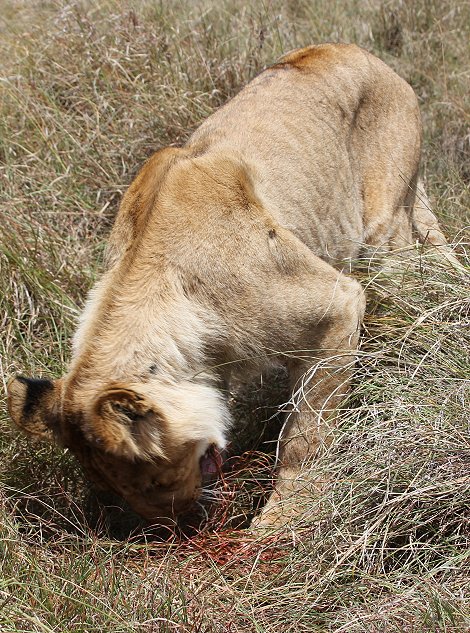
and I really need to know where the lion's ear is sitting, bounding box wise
[88,385,166,461]
[7,376,60,441]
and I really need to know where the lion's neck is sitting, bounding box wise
[68,265,222,397]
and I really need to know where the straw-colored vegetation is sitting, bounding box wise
[1,1,469,631]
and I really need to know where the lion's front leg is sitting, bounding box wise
[252,277,365,531]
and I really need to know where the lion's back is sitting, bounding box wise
[188,44,420,261]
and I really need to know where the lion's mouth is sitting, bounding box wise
[200,444,223,480]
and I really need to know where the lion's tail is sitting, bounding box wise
[411,180,466,271]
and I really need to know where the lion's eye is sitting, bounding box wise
[143,480,161,494]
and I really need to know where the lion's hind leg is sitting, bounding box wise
[360,174,464,274]
[411,180,465,271]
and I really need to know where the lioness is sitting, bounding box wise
[7,44,455,529]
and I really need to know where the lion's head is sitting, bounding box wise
[7,375,228,526]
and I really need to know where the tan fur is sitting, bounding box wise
[7,44,458,528]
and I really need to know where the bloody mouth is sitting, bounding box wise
[200,444,223,480]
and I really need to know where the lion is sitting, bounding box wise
[7,44,458,530]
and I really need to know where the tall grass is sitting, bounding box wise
[0,1,469,631]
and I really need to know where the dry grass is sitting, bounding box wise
[0,1,469,631]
